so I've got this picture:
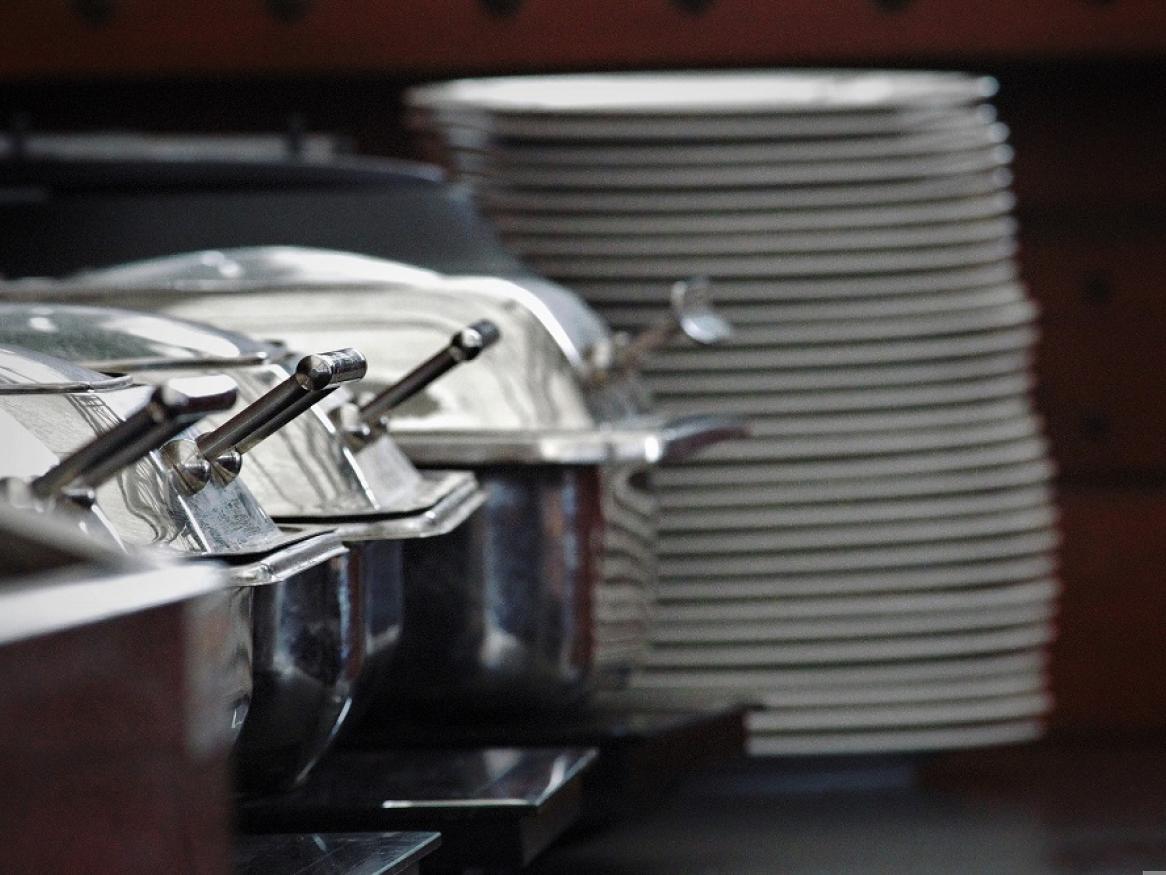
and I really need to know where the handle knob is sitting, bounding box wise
[30,375,238,499]
[196,348,366,466]
[607,277,732,377]
[357,320,500,428]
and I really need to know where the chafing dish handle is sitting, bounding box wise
[30,376,239,498]
[196,348,367,460]
[357,320,500,426]
[615,277,733,374]
[657,413,751,465]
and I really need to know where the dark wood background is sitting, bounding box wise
[0,0,1163,737]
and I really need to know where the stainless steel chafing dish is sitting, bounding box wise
[3,247,745,712]
[0,302,485,720]
[0,503,240,872]
[0,344,360,790]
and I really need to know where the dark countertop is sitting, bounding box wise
[528,738,1166,874]
[234,832,440,875]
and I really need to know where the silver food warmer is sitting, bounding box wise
[0,502,240,872]
[0,302,486,723]
[5,247,746,714]
[0,343,363,791]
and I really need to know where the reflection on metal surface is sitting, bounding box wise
[0,302,477,522]
[0,304,491,747]
[2,250,740,709]
[0,502,246,761]
[0,345,363,791]
[234,541,363,793]
[234,831,441,875]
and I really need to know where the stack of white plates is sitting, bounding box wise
[409,71,1059,756]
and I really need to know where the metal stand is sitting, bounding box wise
[349,705,748,828]
[235,832,440,875]
[239,748,596,872]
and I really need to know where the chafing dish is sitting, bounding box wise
[2,247,745,713]
[0,503,240,872]
[0,302,485,720]
[0,344,360,791]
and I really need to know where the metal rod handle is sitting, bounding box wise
[358,320,500,426]
[615,277,733,374]
[31,375,238,499]
[197,348,367,460]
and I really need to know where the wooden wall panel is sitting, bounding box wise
[0,1,1164,80]
[1023,218,1166,478]
[1051,487,1166,733]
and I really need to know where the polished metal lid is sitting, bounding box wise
[0,303,481,533]
[0,345,310,559]
[4,248,743,465]
[51,246,608,372]
[0,303,283,371]
[0,344,130,394]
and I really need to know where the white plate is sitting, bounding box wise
[652,358,1033,403]
[682,299,1033,345]
[633,649,1044,689]
[659,484,1053,532]
[652,601,1055,644]
[747,691,1050,732]
[644,623,1055,666]
[658,553,1056,598]
[410,71,995,116]
[426,104,998,151]
[686,413,1039,455]
[480,168,1010,212]
[658,458,1054,507]
[659,376,1035,428]
[603,286,1023,326]
[746,719,1043,755]
[488,193,1016,235]
[472,124,1007,166]
[527,239,1015,279]
[645,326,1036,371]
[618,669,1045,708]
[683,286,1028,325]
[691,428,1039,466]
[658,505,1056,556]
[657,436,1049,487]
[571,262,1018,302]
[657,528,1058,578]
[643,352,1030,397]
[502,217,1015,257]
[659,398,1035,441]
[463,146,1011,189]
[435,105,999,142]
[654,578,1058,621]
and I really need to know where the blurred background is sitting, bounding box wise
[0,0,1162,741]
[0,4,1164,873]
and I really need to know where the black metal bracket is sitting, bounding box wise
[72,0,115,26]
[479,0,524,17]
[672,0,716,14]
[267,0,312,23]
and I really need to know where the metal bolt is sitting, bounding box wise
[672,0,715,13]
[267,0,312,23]
[480,0,523,16]
[72,0,115,25]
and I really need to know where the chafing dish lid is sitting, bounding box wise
[11,249,738,465]
[68,245,442,292]
[0,303,283,371]
[0,344,131,394]
[0,346,313,558]
[57,246,605,372]
[0,304,481,530]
